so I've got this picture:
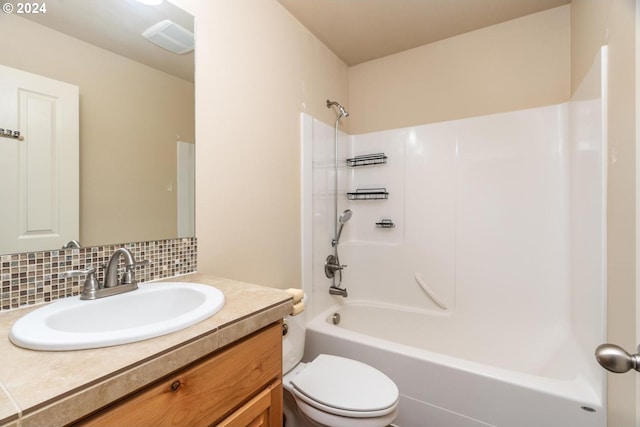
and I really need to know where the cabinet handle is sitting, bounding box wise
[170,380,182,392]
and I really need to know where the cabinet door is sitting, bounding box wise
[217,380,282,427]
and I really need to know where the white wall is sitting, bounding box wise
[571,1,637,422]
[569,47,607,402]
[325,105,570,341]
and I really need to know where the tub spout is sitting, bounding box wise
[329,286,348,297]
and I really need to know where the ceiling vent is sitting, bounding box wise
[142,19,194,54]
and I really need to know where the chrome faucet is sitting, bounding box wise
[62,247,149,300]
[104,247,148,288]
[329,285,348,297]
[324,254,348,297]
[61,239,81,249]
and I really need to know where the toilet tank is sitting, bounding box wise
[282,309,306,374]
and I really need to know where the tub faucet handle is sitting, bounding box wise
[324,254,346,279]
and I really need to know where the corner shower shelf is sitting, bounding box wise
[347,188,389,200]
[375,219,395,228]
[346,153,387,167]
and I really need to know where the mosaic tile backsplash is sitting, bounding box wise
[0,237,197,311]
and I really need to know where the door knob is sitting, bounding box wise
[595,343,640,373]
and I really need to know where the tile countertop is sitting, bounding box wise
[0,273,293,427]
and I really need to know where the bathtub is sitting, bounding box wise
[303,302,605,427]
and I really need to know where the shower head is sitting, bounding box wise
[335,209,352,246]
[326,99,350,118]
[339,209,352,224]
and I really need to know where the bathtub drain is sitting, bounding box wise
[332,312,341,325]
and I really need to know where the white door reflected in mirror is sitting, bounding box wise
[0,64,79,253]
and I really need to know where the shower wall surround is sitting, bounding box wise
[304,106,572,323]
[302,48,605,396]
[0,237,197,311]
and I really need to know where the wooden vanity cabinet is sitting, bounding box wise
[76,322,283,427]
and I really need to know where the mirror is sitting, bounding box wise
[0,0,195,255]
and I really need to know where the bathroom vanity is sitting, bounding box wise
[0,274,292,426]
[78,323,282,426]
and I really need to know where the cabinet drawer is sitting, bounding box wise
[78,323,282,427]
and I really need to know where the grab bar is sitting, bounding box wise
[414,272,448,310]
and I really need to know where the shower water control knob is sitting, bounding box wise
[324,254,346,278]
[595,343,640,373]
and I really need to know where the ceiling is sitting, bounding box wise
[18,0,571,79]
[20,0,194,81]
[276,0,571,66]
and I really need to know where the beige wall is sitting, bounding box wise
[184,0,348,288]
[348,5,570,134]
[572,0,638,424]
[0,14,195,247]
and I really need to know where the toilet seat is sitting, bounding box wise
[289,354,399,418]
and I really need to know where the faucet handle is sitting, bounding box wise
[121,259,150,285]
[61,265,101,299]
[324,255,347,279]
[132,259,150,268]
[61,265,96,279]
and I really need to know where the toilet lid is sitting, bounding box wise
[290,354,399,415]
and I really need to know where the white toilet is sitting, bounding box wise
[282,309,399,427]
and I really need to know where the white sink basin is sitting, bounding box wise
[9,282,225,351]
